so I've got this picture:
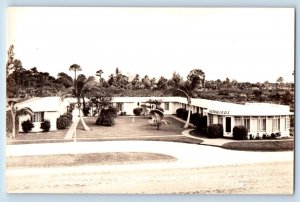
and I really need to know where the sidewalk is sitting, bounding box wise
[64,117,80,140]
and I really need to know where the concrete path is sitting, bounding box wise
[64,117,79,140]
[182,129,234,146]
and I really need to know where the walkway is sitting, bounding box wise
[64,117,79,140]
[182,129,234,146]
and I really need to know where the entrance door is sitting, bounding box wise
[225,117,231,133]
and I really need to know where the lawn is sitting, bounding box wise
[7,129,69,144]
[7,152,176,167]
[190,129,294,151]
[76,116,187,138]
[222,140,294,152]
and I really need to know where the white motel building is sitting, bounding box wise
[14,96,293,138]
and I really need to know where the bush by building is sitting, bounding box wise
[176,108,186,118]
[21,119,34,133]
[96,107,118,126]
[207,124,223,138]
[233,125,248,140]
[57,113,73,129]
[190,113,202,125]
[82,106,90,116]
[40,119,51,132]
[133,107,143,116]
[195,115,208,133]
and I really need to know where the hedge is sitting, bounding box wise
[233,125,248,140]
[176,108,186,118]
[96,107,118,126]
[133,107,143,116]
[207,124,223,138]
[57,113,73,129]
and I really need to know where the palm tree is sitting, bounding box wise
[7,100,33,138]
[69,64,82,93]
[176,89,192,129]
[63,64,90,132]
[96,69,104,84]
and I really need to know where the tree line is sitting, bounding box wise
[6,45,294,109]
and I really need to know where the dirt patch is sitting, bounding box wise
[7,152,176,168]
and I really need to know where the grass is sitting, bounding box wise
[6,129,68,144]
[77,116,187,138]
[7,152,176,168]
[78,136,204,144]
[222,140,294,152]
[190,129,294,151]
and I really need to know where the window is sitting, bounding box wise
[116,103,123,111]
[244,116,250,132]
[234,116,243,126]
[218,116,223,124]
[209,114,213,125]
[258,117,266,132]
[32,112,44,122]
[272,116,280,131]
[286,116,290,130]
[164,102,169,111]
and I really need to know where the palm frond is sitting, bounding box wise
[16,107,33,117]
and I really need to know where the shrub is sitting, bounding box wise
[207,124,223,138]
[40,119,51,132]
[233,125,248,140]
[176,108,186,118]
[96,107,117,126]
[133,107,143,116]
[57,113,73,129]
[190,113,202,125]
[120,111,127,116]
[182,110,192,120]
[195,116,208,131]
[21,120,34,133]
[82,106,90,116]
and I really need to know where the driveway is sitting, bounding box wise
[6,141,294,194]
[6,141,293,170]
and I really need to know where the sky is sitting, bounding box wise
[7,7,295,83]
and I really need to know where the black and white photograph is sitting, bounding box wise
[5,7,295,194]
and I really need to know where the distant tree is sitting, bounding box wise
[56,72,73,88]
[141,75,151,89]
[96,69,104,84]
[69,64,82,92]
[186,69,205,90]
[263,80,270,89]
[167,72,184,89]
[276,77,284,89]
[6,45,15,76]
[157,76,168,90]
[131,74,140,89]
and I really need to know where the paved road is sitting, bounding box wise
[6,141,294,194]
